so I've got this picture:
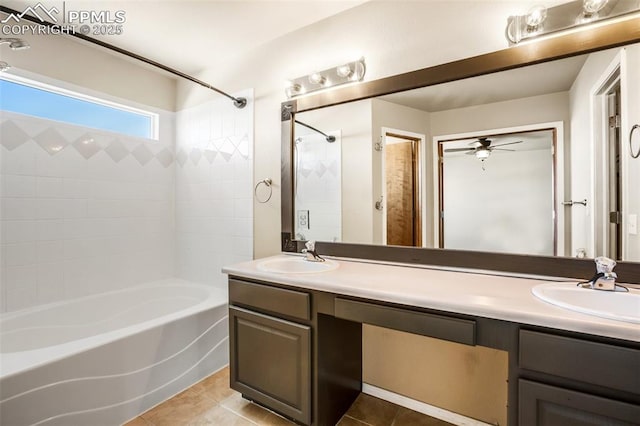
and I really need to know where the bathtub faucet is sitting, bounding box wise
[302,240,325,262]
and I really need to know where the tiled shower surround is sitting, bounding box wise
[0,90,253,313]
[175,89,254,290]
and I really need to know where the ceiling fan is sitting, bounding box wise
[444,137,523,160]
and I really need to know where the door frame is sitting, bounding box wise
[381,127,426,246]
[433,122,565,256]
[590,49,626,259]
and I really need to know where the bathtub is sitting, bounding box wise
[0,279,229,426]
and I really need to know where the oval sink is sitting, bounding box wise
[532,283,640,324]
[257,257,339,274]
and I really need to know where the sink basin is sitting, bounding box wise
[257,257,339,274]
[532,283,640,324]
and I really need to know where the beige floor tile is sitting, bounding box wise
[191,367,237,403]
[188,405,256,426]
[345,394,399,426]
[220,392,271,423]
[140,389,217,426]
[337,415,372,426]
[258,411,298,426]
[391,407,454,426]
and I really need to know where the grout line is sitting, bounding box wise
[344,414,375,426]
[218,405,260,425]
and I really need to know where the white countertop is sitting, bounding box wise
[223,254,639,343]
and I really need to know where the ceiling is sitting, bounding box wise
[381,54,587,112]
[1,0,367,73]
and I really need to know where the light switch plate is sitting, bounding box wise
[628,214,638,235]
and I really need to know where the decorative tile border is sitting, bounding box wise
[0,115,176,168]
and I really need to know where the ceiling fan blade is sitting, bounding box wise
[491,148,516,152]
[444,147,475,152]
[465,150,478,155]
[492,140,523,148]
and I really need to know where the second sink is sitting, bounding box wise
[532,283,640,324]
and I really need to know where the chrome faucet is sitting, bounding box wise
[591,256,618,291]
[302,240,325,262]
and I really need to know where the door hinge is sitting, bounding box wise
[609,115,621,129]
[374,136,383,151]
[609,211,621,224]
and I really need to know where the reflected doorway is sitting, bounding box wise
[383,131,423,246]
[435,125,562,256]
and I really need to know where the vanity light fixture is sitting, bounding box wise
[285,58,366,98]
[506,0,639,45]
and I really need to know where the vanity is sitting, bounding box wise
[223,255,639,426]
[228,8,640,426]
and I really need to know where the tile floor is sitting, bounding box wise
[124,367,453,426]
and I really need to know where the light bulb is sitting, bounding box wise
[285,83,302,98]
[336,64,353,78]
[526,5,547,28]
[583,0,608,14]
[308,73,326,85]
[475,149,491,160]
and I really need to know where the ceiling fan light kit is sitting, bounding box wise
[443,137,523,169]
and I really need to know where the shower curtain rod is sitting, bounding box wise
[294,120,336,142]
[0,6,247,109]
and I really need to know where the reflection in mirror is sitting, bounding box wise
[293,120,341,242]
[293,42,640,262]
[438,129,556,256]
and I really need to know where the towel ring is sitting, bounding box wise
[630,124,640,159]
[254,178,273,203]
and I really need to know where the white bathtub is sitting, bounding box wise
[0,279,229,426]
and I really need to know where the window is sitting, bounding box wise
[0,76,157,139]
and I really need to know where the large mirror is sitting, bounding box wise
[283,19,640,281]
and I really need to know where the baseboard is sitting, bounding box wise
[361,383,495,426]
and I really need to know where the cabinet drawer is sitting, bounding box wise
[229,279,310,321]
[519,379,640,426]
[335,298,476,346]
[519,330,640,394]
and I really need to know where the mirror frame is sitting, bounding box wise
[281,16,640,283]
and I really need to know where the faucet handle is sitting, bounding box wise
[595,256,616,274]
[304,240,315,252]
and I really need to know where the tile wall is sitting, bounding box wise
[174,89,254,291]
[294,131,341,242]
[0,110,176,313]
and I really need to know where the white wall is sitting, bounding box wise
[174,89,254,291]
[443,148,554,255]
[1,32,176,111]
[621,44,640,261]
[176,0,531,258]
[569,48,620,258]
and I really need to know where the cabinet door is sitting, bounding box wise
[519,380,640,426]
[229,306,311,425]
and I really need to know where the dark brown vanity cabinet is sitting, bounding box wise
[228,276,640,426]
[228,279,312,424]
[518,330,640,426]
